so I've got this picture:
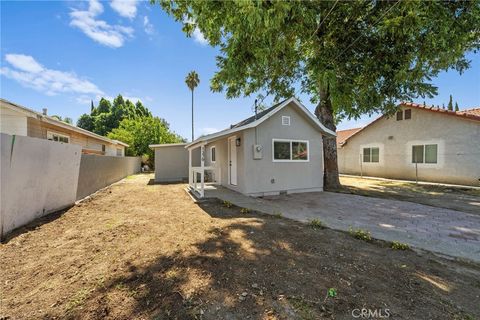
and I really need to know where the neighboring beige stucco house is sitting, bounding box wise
[1,98,128,156]
[337,102,480,186]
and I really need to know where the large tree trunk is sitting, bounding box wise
[315,84,341,190]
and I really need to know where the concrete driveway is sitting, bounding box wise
[205,188,480,262]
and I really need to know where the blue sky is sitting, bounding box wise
[1,0,479,140]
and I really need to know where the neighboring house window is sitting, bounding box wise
[404,109,412,119]
[47,131,69,143]
[396,111,403,121]
[412,144,438,164]
[102,144,106,153]
[363,147,379,163]
[116,148,122,156]
[273,139,309,162]
[282,116,291,126]
[211,146,216,163]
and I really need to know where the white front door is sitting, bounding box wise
[228,136,237,186]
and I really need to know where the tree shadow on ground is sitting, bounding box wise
[1,206,72,244]
[63,199,480,320]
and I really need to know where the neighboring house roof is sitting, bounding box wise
[402,102,480,122]
[0,98,129,147]
[186,97,336,149]
[338,101,480,147]
[336,128,362,147]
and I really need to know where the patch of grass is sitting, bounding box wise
[309,219,325,230]
[288,297,316,320]
[240,208,250,214]
[126,175,136,180]
[272,212,283,218]
[222,200,233,208]
[349,227,372,242]
[65,288,92,312]
[391,241,410,250]
[327,288,337,298]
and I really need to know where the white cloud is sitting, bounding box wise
[1,54,103,97]
[192,27,208,45]
[70,0,134,48]
[143,16,155,35]
[110,0,139,19]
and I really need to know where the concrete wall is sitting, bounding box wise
[203,102,325,196]
[0,133,82,238]
[337,106,480,186]
[76,154,141,200]
[153,144,189,182]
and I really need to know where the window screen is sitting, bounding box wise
[404,109,411,119]
[211,147,216,162]
[425,144,437,163]
[412,145,424,163]
[292,142,308,160]
[371,148,379,162]
[273,141,291,160]
[363,148,371,162]
[396,111,403,121]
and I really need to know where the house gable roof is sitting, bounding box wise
[0,98,129,147]
[339,101,480,147]
[336,128,362,147]
[186,97,336,149]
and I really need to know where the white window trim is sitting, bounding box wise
[281,116,291,126]
[47,130,70,143]
[359,143,384,166]
[406,140,443,168]
[411,144,438,164]
[210,146,216,163]
[272,138,309,162]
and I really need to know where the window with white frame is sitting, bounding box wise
[281,116,291,126]
[47,131,69,143]
[412,144,437,164]
[363,147,379,163]
[211,146,216,162]
[116,148,122,156]
[273,139,309,161]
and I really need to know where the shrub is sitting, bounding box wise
[349,227,372,242]
[309,219,325,229]
[273,212,283,218]
[240,208,250,214]
[391,241,410,250]
[222,200,233,208]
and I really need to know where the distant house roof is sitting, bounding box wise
[338,102,480,147]
[401,102,480,122]
[186,97,336,149]
[0,98,129,147]
[336,128,362,147]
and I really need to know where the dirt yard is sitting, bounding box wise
[340,175,480,215]
[1,174,479,320]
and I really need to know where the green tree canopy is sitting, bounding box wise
[108,116,185,163]
[77,94,155,136]
[155,0,480,188]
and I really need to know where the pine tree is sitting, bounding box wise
[423,101,426,108]
[455,102,459,111]
[90,100,95,113]
[448,94,453,111]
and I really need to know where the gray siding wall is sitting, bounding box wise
[76,155,141,200]
[337,106,480,186]
[153,145,189,182]
[242,103,324,195]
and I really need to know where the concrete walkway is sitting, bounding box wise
[204,187,480,262]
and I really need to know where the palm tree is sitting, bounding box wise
[185,71,200,141]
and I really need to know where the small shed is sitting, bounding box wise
[150,143,189,182]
